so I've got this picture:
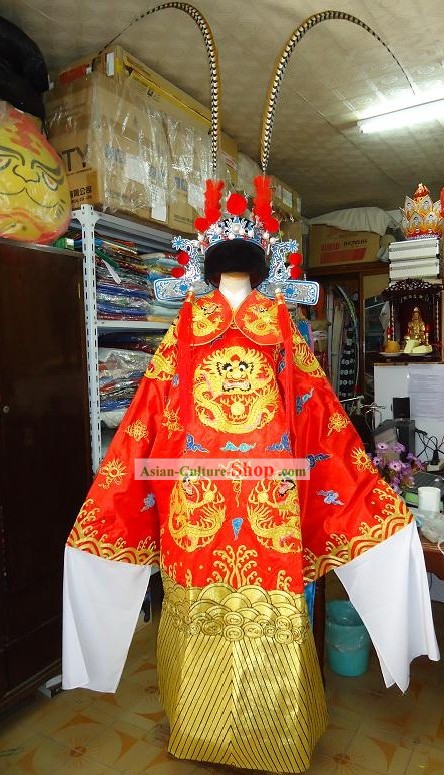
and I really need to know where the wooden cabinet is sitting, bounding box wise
[309,262,389,403]
[0,240,90,709]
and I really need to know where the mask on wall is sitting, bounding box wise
[0,102,71,243]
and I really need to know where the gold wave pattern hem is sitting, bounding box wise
[303,483,412,581]
[157,574,328,773]
[66,498,159,565]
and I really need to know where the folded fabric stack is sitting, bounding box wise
[388,237,441,280]
[94,236,152,319]
[96,281,152,319]
[98,330,166,354]
[69,230,179,322]
[99,347,152,427]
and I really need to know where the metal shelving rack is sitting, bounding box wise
[72,204,172,472]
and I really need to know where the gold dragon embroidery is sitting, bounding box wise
[192,299,223,337]
[193,345,278,434]
[292,332,324,377]
[239,302,280,338]
[247,478,302,554]
[145,320,178,381]
[168,477,226,552]
[145,344,177,381]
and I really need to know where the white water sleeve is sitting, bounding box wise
[335,521,439,692]
[62,546,151,693]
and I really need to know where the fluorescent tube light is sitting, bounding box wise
[357,98,444,134]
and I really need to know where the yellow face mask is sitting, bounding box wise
[0,103,71,243]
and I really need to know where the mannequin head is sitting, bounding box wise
[204,237,267,288]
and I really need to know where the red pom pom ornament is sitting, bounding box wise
[205,207,221,224]
[290,266,303,279]
[201,180,224,225]
[171,266,185,278]
[226,192,248,216]
[288,252,303,266]
[176,250,189,266]
[253,175,273,206]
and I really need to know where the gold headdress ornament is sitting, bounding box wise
[401,183,444,239]
[260,9,415,174]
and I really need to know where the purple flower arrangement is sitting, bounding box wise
[371,441,424,494]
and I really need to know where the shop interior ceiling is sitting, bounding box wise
[5,0,444,217]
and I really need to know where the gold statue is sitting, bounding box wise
[406,307,427,344]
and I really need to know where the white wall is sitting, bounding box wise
[374,363,444,461]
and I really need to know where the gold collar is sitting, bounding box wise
[190,289,283,345]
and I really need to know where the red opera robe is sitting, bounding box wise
[63,289,438,774]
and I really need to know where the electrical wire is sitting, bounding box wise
[415,429,442,463]
[361,403,384,432]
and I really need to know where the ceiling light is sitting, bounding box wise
[357,98,444,134]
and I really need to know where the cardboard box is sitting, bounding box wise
[235,155,301,220]
[54,48,327,236]
[47,130,168,225]
[281,218,303,254]
[237,152,262,197]
[49,48,238,231]
[52,46,237,181]
[166,122,238,233]
[308,224,381,267]
[271,175,301,218]
[109,47,238,195]
[46,74,169,224]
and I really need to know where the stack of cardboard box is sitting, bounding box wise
[46,46,237,232]
[46,45,301,238]
[46,72,169,225]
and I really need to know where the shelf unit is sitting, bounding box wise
[97,319,172,331]
[72,205,172,472]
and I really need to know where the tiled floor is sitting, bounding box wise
[1,576,444,775]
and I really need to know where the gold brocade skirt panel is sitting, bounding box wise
[157,573,328,774]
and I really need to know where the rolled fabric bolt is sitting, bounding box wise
[418,486,441,514]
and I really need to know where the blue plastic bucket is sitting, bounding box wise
[326,600,371,677]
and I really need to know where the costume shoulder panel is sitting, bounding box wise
[190,289,232,345]
[235,290,283,344]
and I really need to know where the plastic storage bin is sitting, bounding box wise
[326,600,371,677]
